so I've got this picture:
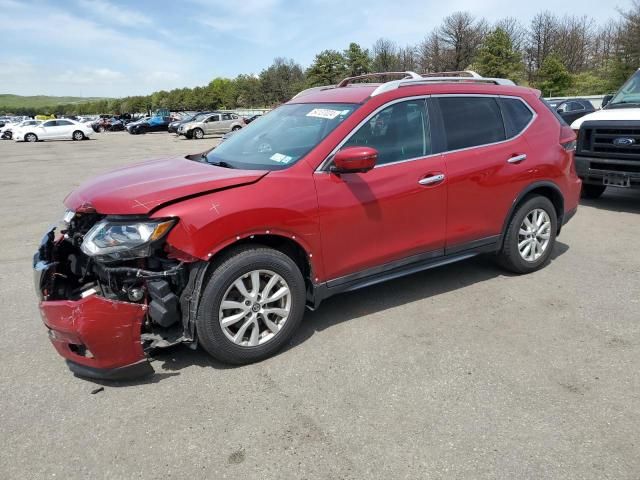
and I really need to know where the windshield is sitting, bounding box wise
[205,103,357,170]
[608,70,640,107]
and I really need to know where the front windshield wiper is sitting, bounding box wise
[200,153,235,169]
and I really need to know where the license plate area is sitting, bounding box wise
[603,173,630,188]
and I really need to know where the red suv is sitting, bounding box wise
[34,72,581,380]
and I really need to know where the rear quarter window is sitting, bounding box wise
[499,98,534,138]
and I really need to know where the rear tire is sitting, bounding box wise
[581,184,606,199]
[498,196,557,274]
[193,128,204,139]
[72,130,85,141]
[25,133,37,142]
[196,246,306,365]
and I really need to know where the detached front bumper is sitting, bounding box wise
[38,295,154,380]
[34,235,154,381]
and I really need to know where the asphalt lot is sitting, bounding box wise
[1,131,639,479]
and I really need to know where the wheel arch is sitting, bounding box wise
[206,234,315,290]
[501,181,565,245]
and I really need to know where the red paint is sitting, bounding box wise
[64,156,267,214]
[39,295,147,370]
[333,146,377,173]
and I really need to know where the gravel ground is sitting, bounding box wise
[1,132,639,479]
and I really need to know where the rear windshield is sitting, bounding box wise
[205,103,357,170]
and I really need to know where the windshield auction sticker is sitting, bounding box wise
[270,153,293,164]
[306,108,341,119]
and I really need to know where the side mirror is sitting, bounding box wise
[601,94,613,108]
[331,146,377,174]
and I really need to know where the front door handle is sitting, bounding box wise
[507,154,527,164]
[419,173,445,185]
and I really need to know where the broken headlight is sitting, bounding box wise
[80,218,175,260]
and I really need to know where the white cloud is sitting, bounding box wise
[75,0,151,27]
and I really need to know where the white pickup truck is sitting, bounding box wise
[571,69,640,198]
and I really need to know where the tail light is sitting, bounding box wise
[560,125,577,152]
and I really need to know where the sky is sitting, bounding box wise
[0,0,632,97]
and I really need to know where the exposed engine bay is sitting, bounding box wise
[35,211,206,354]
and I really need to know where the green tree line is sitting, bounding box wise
[3,2,640,116]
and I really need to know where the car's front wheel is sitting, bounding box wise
[498,196,557,274]
[24,133,38,142]
[581,184,606,199]
[193,128,204,139]
[196,246,306,365]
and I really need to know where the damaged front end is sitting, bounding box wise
[34,210,206,381]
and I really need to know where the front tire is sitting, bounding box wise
[498,196,557,274]
[232,126,242,132]
[193,128,204,139]
[581,184,606,199]
[196,246,306,365]
[25,133,38,142]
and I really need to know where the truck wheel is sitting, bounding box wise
[498,196,557,274]
[196,246,306,365]
[581,184,606,199]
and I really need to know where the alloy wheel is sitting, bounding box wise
[219,269,291,347]
[518,208,551,262]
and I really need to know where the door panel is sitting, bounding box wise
[315,98,447,281]
[443,140,531,247]
[315,159,447,280]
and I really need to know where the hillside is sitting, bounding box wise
[0,94,107,109]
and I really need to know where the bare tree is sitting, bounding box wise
[398,45,417,71]
[416,31,450,73]
[554,15,594,73]
[371,38,401,72]
[526,11,559,77]
[438,12,488,70]
[495,17,526,51]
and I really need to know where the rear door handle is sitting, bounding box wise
[507,154,527,164]
[419,173,445,185]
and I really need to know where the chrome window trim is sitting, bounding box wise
[315,94,537,173]
[315,95,433,172]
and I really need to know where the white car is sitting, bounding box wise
[1,119,41,139]
[14,119,93,142]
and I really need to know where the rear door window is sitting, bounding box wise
[499,98,534,138]
[437,97,506,151]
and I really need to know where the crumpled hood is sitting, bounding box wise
[64,156,268,214]
[571,107,640,129]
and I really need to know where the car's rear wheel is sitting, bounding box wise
[72,130,85,141]
[581,184,606,199]
[193,128,204,139]
[196,246,306,365]
[498,196,557,274]
[25,133,37,142]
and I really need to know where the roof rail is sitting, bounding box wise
[421,70,483,78]
[371,73,515,97]
[336,71,421,88]
[291,85,336,100]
